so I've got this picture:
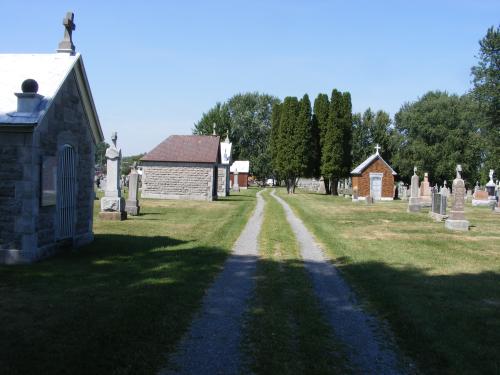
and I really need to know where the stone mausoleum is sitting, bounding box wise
[141,135,221,201]
[0,12,104,264]
[351,145,397,201]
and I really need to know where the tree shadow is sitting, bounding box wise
[0,247,498,375]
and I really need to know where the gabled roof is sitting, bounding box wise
[0,53,103,143]
[351,153,397,175]
[230,160,250,173]
[141,135,221,163]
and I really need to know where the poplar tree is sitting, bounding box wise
[270,103,282,182]
[341,92,353,178]
[278,96,301,193]
[297,94,313,177]
[312,93,329,180]
[321,89,343,194]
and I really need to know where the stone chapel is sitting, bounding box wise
[0,12,104,263]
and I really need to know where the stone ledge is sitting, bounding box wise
[445,219,470,231]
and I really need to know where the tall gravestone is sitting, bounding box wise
[99,132,127,220]
[125,162,140,216]
[419,172,432,207]
[232,170,240,192]
[318,177,326,194]
[408,167,421,212]
[445,165,469,231]
[486,169,497,208]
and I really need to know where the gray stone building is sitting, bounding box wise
[0,14,104,263]
[141,135,220,201]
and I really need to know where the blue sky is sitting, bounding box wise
[1,1,498,155]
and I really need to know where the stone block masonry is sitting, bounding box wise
[141,162,217,201]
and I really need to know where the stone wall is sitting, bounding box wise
[0,133,33,263]
[352,158,395,198]
[297,178,320,192]
[141,162,217,201]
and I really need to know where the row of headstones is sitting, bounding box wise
[408,166,500,231]
[99,132,140,221]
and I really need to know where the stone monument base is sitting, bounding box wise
[101,196,125,211]
[445,219,469,231]
[495,207,500,214]
[99,211,127,221]
[472,199,491,207]
[429,212,447,222]
[125,201,140,216]
[232,186,240,192]
[408,197,421,212]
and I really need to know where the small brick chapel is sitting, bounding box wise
[0,12,104,264]
[351,145,397,201]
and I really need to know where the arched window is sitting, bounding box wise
[57,144,76,240]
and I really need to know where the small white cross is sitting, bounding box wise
[375,144,381,154]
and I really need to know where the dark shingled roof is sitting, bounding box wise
[141,135,220,163]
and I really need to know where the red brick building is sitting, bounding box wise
[351,146,397,201]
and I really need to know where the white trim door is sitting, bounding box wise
[370,173,383,201]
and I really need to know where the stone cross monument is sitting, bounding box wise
[445,165,469,231]
[57,12,76,54]
[125,162,140,216]
[408,166,421,212]
[100,132,127,220]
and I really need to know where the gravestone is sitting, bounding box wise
[445,165,469,231]
[419,172,432,207]
[472,190,490,207]
[125,162,140,216]
[352,186,359,202]
[408,167,421,212]
[99,132,127,220]
[440,180,450,198]
[485,169,497,208]
[466,189,473,201]
[429,186,447,221]
[232,170,240,192]
[318,177,326,194]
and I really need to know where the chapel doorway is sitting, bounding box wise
[370,173,383,200]
[56,144,76,240]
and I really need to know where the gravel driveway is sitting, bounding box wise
[271,190,409,375]
[160,190,265,375]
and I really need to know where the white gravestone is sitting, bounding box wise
[445,165,469,231]
[232,170,240,192]
[100,132,127,220]
[408,167,421,212]
[125,162,140,216]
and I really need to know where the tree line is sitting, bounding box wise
[190,25,498,189]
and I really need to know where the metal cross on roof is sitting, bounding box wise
[57,11,76,54]
[375,144,381,154]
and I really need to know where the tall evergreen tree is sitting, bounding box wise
[297,94,314,177]
[471,25,500,178]
[278,96,301,193]
[321,89,343,194]
[313,93,329,182]
[341,92,353,178]
[270,103,282,182]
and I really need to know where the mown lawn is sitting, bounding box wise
[243,189,350,374]
[0,189,257,375]
[279,189,500,375]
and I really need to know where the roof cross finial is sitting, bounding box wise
[212,122,216,136]
[375,144,381,155]
[57,11,76,54]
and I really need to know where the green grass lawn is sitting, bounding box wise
[279,189,500,375]
[0,189,258,375]
[243,189,349,374]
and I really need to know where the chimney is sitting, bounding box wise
[15,79,43,113]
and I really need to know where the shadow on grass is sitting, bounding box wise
[0,246,498,375]
[0,234,230,375]
[219,194,257,202]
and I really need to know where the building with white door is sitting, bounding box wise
[351,145,397,201]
